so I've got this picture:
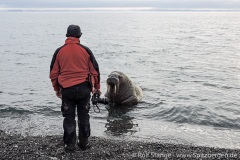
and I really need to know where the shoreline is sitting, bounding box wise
[0,130,239,159]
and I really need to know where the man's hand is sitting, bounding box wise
[56,90,62,99]
[93,89,101,95]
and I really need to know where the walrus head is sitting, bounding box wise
[105,71,123,103]
[107,74,120,95]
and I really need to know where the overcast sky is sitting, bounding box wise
[0,0,240,9]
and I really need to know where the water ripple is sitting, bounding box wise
[152,105,240,129]
[0,106,33,115]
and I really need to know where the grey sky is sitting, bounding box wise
[0,0,240,9]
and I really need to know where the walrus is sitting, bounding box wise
[104,71,143,105]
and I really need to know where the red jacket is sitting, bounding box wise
[50,37,100,91]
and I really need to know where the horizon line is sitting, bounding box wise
[0,7,240,12]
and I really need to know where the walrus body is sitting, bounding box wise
[104,71,143,105]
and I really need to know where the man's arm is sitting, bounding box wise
[89,59,100,90]
[79,44,101,91]
[49,46,64,93]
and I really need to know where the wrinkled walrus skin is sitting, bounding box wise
[104,71,143,105]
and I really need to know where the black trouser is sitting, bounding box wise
[61,81,91,145]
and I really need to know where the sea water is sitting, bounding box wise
[0,11,240,149]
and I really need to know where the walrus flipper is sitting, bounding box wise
[135,85,143,101]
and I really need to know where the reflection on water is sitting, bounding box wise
[105,105,138,136]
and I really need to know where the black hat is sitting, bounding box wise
[66,25,82,38]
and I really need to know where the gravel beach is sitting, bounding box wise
[0,130,239,160]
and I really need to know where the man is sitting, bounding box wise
[49,24,101,152]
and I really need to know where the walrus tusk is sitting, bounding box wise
[114,85,117,94]
[107,85,110,93]
[116,84,119,94]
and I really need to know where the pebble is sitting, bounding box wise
[0,130,239,160]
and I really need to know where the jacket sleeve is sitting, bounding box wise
[89,58,100,89]
[80,44,100,90]
[49,48,61,91]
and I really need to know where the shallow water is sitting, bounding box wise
[0,11,240,149]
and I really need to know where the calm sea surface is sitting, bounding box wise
[0,12,240,149]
